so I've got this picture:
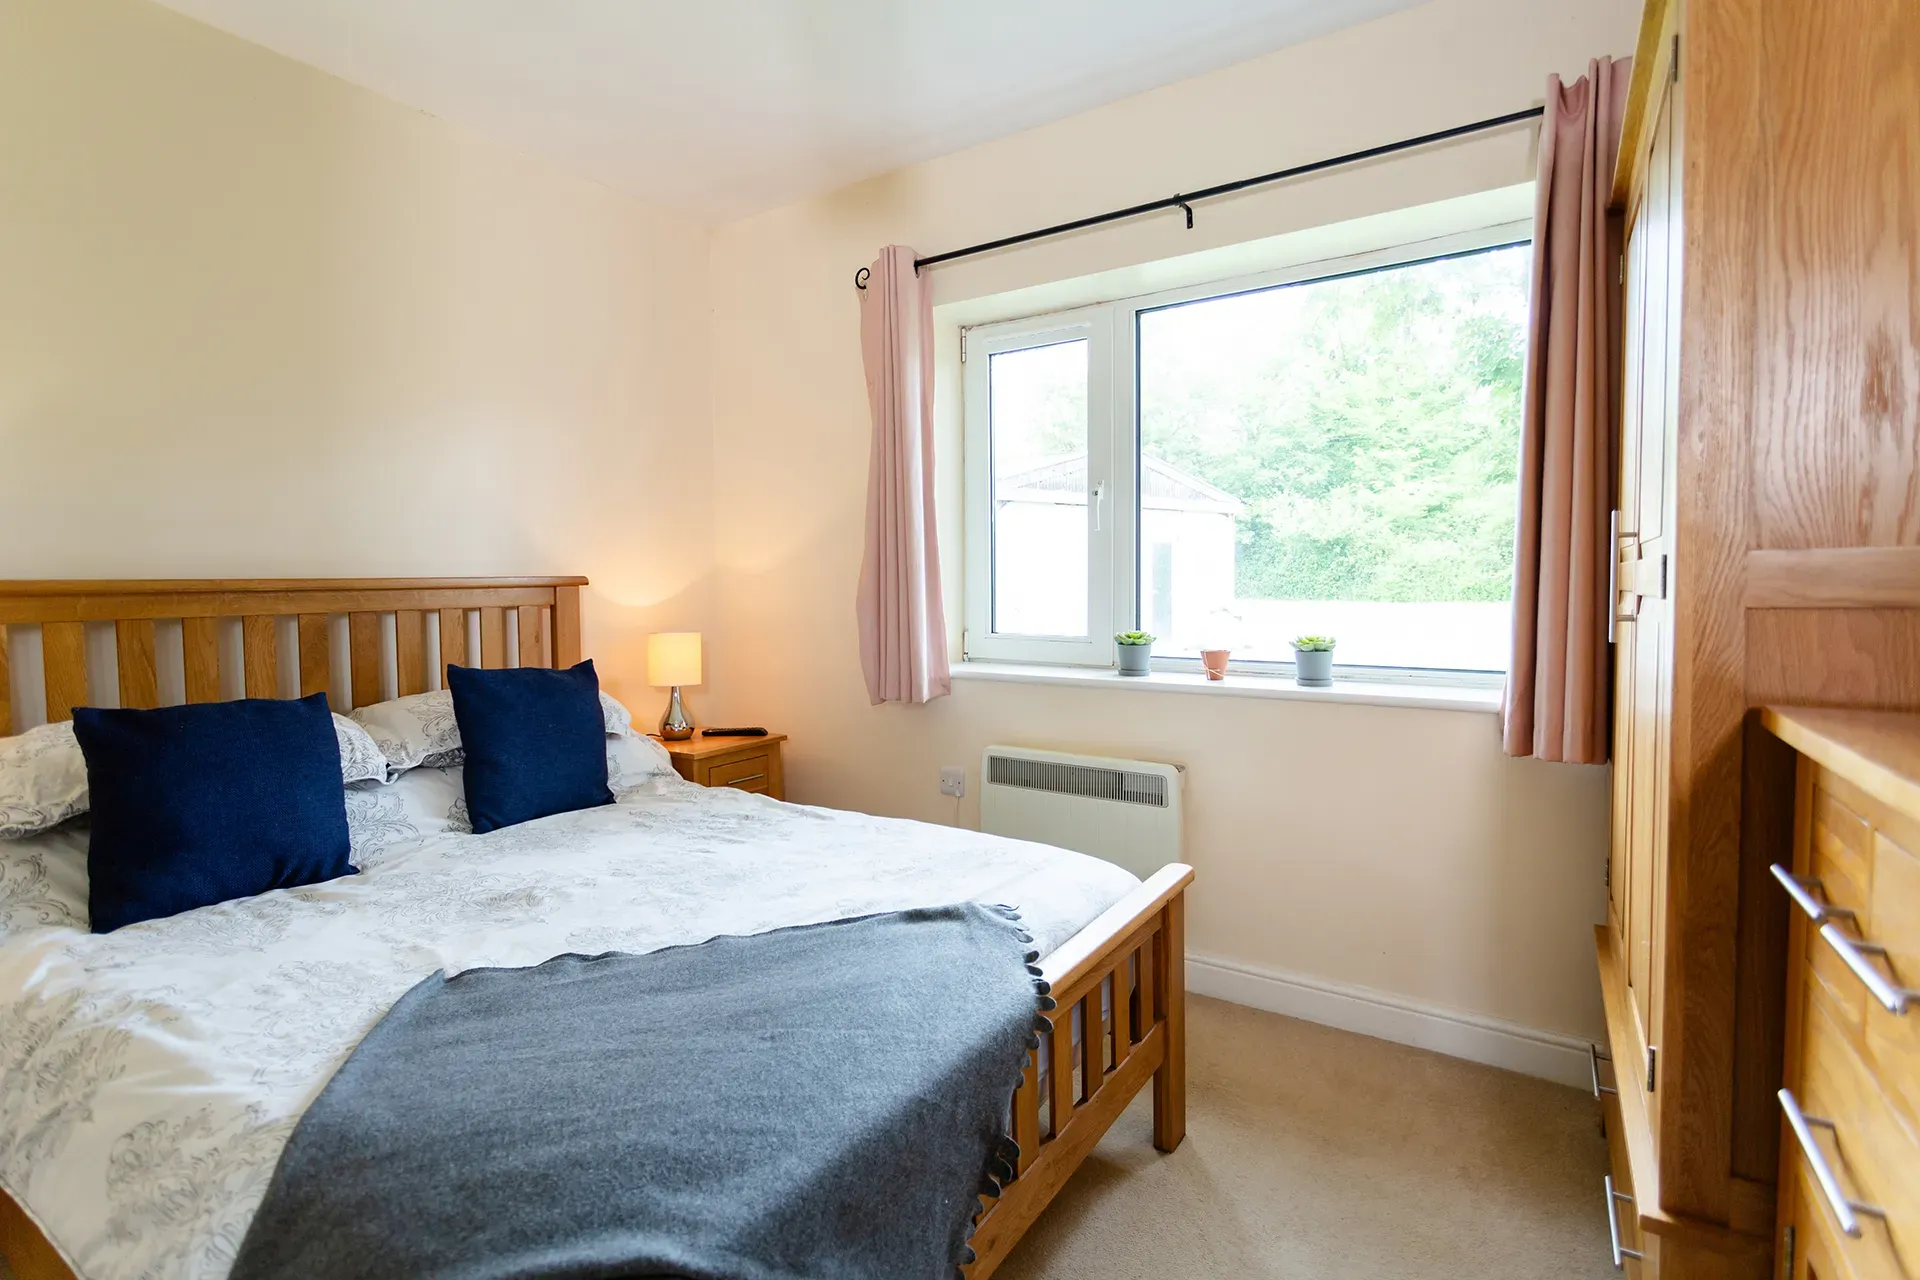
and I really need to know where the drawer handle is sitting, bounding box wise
[1769,864,1856,925]
[724,773,767,787]
[1604,1175,1643,1267]
[1778,1088,1887,1238]
[1589,1043,1617,1099]
[1818,922,1919,1016]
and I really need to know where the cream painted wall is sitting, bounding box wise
[706,0,1640,1043]
[0,0,714,709]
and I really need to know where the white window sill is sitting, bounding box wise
[950,661,1503,714]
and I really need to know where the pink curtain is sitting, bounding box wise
[1504,58,1632,764]
[856,246,951,705]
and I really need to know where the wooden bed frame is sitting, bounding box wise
[0,577,1190,1280]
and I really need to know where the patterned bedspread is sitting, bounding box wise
[0,772,1137,1280]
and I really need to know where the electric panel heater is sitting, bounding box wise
[979,746,1183,879]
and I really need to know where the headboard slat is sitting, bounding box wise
[297,615,330,699]
[0,626,12,736]
[183,618,220,703]
[43,623,88,723]
[241,617,278,698]
[479,608,506,670]
[517,606,547,669]
[396,611,428,696]
[115,620,159,710]
[439,610,467,684]
[348,614,381,709]
[553,586,582,668]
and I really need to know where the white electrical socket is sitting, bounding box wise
[939,766,966,798]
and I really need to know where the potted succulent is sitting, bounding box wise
[1115,630,1155,676]
[1291,635,1336,688]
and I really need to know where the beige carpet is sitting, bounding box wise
[995,996,1617,1280]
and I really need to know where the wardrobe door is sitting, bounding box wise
[1618,71,1682,1122]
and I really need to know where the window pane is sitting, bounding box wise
[990,339,1090,637]
[1137,245,1529,670]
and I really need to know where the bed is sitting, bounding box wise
[0,577,1192,1280]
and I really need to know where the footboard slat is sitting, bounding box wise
[1013,1051,1039,1176]
[965,864,1192,1280]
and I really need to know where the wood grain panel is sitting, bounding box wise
[349,613,381,709]
[479,607,505,670]
[439,609,467,682]
[395,610,427,696]
[1748,610,1920,710]
[113,619,158,710]
[1747,548,1920,608]
[297,615,330,699]
[41,622,86,722]
[517,606,546,668]
[1659,0,1761,1223]
[553,585,581,668]
[241,616,277,698]
[0,626,11,737]
[182,618,220,703]
[1750,0,1920,550]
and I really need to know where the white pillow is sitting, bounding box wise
[607,734,676,790]
[345,764,469,864]
[350,688,637,780]
[0,721,89,840]
[333,714,390,787]
[0,821,90,940]
[0,711,389,840]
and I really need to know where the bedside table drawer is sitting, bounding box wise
[707,754,772,789]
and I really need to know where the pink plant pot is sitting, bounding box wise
[1200,649,1231,680]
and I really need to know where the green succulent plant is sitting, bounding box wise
[1291,635,1337,651]
[1114,630,1156,646]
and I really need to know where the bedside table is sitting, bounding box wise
[652,733,786,800]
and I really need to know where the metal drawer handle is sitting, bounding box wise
[1769,864,1856,925]
[725,774,767,786]
[1778,1088,1887,1238]
[1589,1043,1617,1099]
[1604,1175,1643,1267]
[1818,922,1918,1015]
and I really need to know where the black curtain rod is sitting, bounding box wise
[853,104,1545,290]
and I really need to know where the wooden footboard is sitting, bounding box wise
[964,863,1193,1279]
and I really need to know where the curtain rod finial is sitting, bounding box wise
[854,266,870,291]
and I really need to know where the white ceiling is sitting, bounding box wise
[152,0,1426,221]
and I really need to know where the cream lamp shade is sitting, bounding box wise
[647,632,703,688]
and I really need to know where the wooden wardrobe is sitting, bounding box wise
[1596,0,1920,1276]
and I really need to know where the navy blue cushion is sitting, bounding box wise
[446,660,613,834]
[72,693,353,933]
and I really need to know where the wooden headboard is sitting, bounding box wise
[0,577,585,736]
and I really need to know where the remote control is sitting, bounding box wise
[701,727,768,737]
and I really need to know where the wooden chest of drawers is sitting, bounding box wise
[1764,708,1920,1280]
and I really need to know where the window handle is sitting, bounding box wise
[1092,481,1107,532]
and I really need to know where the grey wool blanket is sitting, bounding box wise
[229,902,1054,1280]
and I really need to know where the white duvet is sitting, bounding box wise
[0,773,1137,1280]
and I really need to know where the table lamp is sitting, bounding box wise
[647,632,702,740]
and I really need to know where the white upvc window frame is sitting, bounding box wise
[961,220,1531,681]
[962,305,1133,666]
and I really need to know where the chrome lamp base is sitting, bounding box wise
[658,685,694,740]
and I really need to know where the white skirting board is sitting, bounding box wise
[1187,953,1596,1090]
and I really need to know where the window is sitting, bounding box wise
[963,228,1531,678]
